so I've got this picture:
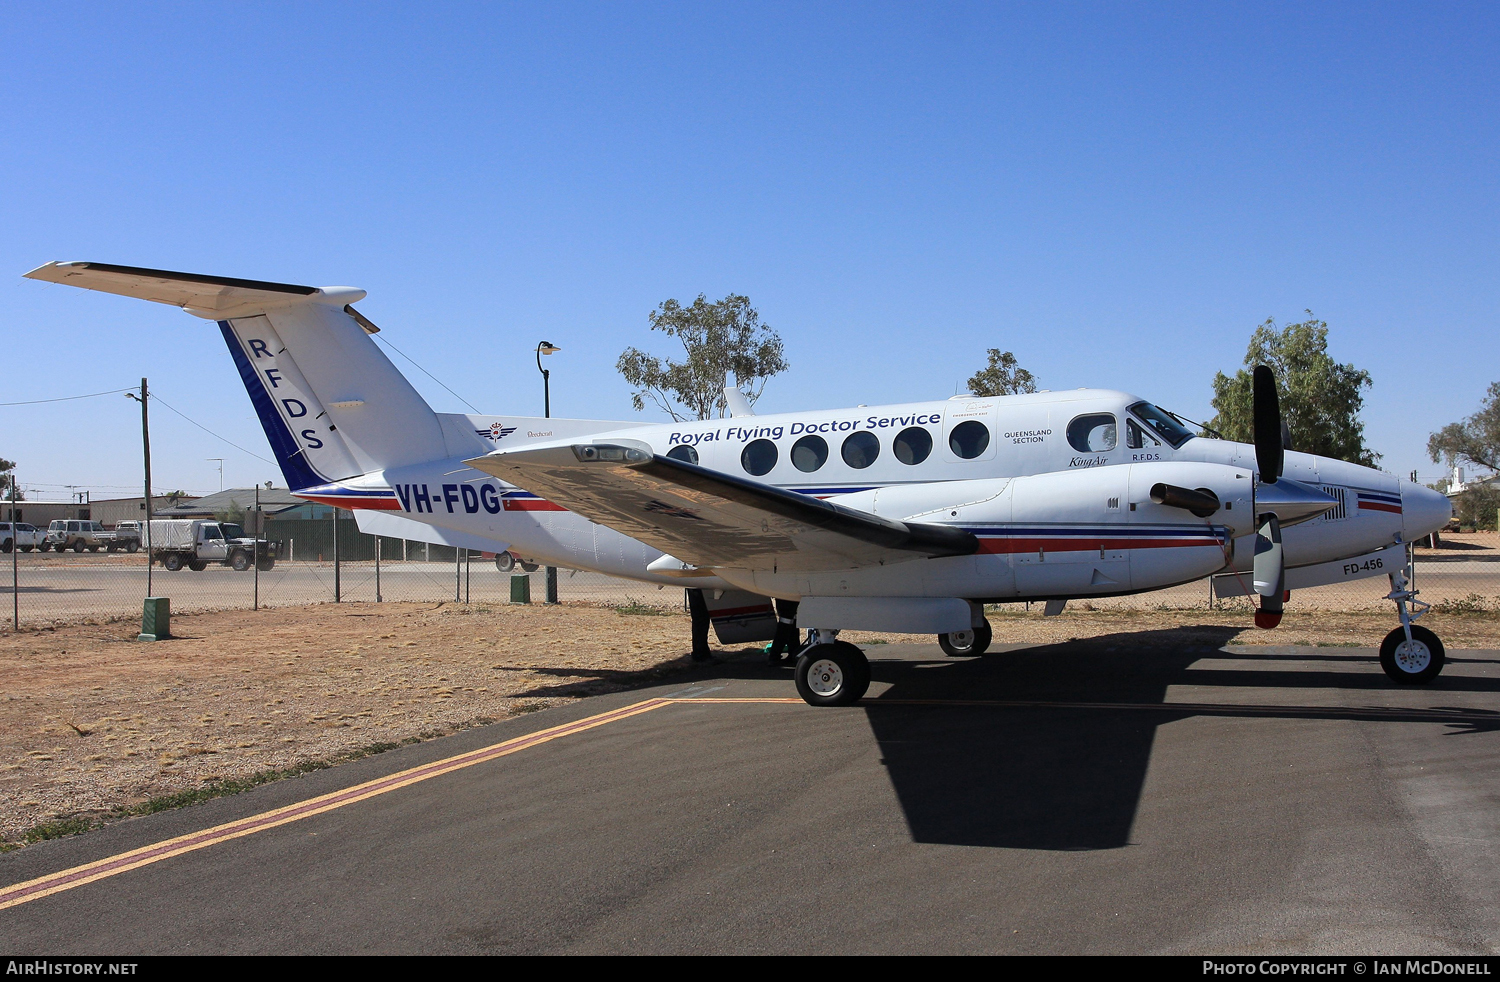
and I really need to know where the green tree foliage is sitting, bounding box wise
[0,457,20,501]
[1428,381,1500,474]
[1208,313,1379,466]
[966,349,1037,397]
[617,294,788,421]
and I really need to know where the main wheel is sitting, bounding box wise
[162,553,184,571]
[494,552,516,573]
[939,619,993,656]
[230,551,251,571]
[794,641,871,707]
[1380,626,1445,684]
[520,560,540,573]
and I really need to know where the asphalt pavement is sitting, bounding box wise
[2,634,1499,954]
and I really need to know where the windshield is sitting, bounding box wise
[1128,402,1195,448]
[220,524,246,540]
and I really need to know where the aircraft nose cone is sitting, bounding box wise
[1401,481,1452,539]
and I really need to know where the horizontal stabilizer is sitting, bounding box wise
[23,261,372,323]
[466,442,977,572]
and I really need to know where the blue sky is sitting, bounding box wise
[3,2,1496,499]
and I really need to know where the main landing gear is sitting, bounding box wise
[794,630,871,707]
[1380,564,1445,685]
[938,617,992,657]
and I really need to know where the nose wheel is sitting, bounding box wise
[794,639,871,706]
[1381,562,1445,685]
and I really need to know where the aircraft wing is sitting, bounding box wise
[465,443,977,572]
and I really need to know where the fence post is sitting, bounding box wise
[455,547,462,602]
[333,509,341,603]
[465,548,471,604]
[375,534,382,602]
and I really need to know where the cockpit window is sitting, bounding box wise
[1126,419,1161,450]
[1128,402,1194,448]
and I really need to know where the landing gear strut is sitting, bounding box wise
[1381,559,1445,684]
[794,629,870,706]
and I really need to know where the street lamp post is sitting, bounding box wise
[536,341,561,604]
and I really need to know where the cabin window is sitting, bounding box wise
[894,426,933,465]
[949,420,991,459]
[666,445,699,465]
[1126,419,1161,450]
[1128,402,1194,448]
[841,431,880,469]
[203,526,223,540]
[1067,414,1117,453]
[741,439,778,476]
[792,435,829,472]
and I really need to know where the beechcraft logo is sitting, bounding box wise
[475,422,518,442]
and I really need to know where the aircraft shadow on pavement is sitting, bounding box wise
[857,625,1500,851]
[497,626,1500,851]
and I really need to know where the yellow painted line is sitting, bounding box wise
[0,698,672,912]
[666,697,804,704]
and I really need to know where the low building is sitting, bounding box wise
[2,494,196,528]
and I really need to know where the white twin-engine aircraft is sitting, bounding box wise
[26,262,1454,705]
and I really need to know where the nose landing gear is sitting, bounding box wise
[1381,563,1444,684]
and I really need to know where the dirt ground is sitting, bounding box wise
[4,598,1499,849]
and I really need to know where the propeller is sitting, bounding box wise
[1252,364,1283,484]
[1252,365,1286,627]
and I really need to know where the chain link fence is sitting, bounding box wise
[5,519,1499,629]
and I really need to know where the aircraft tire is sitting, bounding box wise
[494,552,515,573]
[162,553,183,572]
[1380,626,1444,685]
[938,620,993,656]
[794,641,870,707]
[520,561,539,573]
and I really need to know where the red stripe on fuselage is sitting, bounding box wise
[502,498,567,512]
[976,537,1221,554]
[1359,502,1402,514]
[299,495,402,511]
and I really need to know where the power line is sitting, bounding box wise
[147,392,277,466]
[374,333,482,414]
[0,387,135,407]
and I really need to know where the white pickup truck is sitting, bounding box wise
[0,522,46,553]
[148,519,279,572]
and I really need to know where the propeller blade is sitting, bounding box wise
[1253,365,1283,484]
[1252,512,1284,629]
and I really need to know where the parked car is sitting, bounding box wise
[0,522,45,553]
[110,520,143,553]
[148,519,279,571]
[46,520,115,553]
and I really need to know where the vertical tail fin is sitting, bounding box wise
[23,262,457,488]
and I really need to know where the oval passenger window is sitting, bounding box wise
[841,431,880,469]
[948,420,990,459]
[1067,414,1117,453]
[893,426,933,465]
[791,435,828,472]
[666,445,699,465]
[741,439,778,476]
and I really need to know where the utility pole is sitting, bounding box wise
[126,379,154,598]
[208,458,223,492]
[253,483,259,611]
